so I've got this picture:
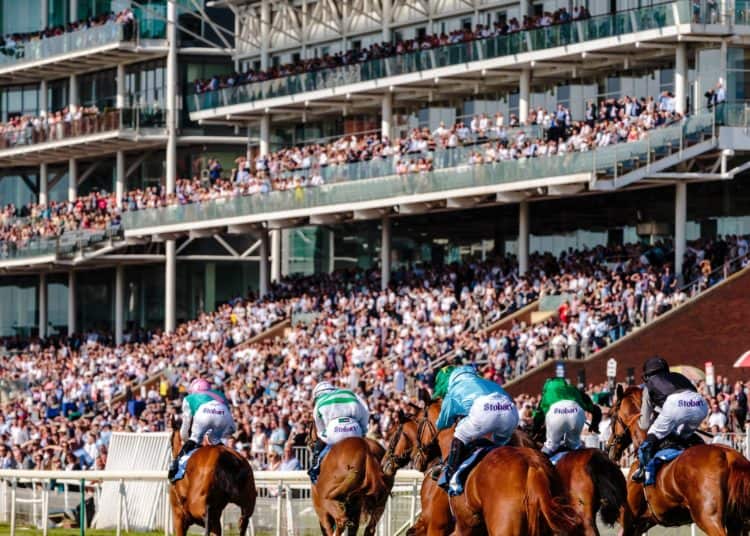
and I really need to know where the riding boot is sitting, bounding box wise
[168,439,198,482]
[307,439,326,482]
[438,438,466,491]
[632,434,659,483]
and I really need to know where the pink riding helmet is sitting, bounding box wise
[189,379,210,393]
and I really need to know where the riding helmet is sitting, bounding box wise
[642,356,669,378]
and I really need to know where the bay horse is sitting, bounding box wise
[608,384,750,536]
[400,400,628,536]
[308,426,390,536]
[169,420,256,536]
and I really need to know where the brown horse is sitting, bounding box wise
[608,385,750,536]
[309,426,390,536]
[169,423,256,536]
[434,427,582,536]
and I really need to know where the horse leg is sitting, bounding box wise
[362,497,387,536]
[208,508,223,536]
[322,499,348,536]
[172,512,187,536]
[691,512,727,536]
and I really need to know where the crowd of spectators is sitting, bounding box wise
[0,9,134,59]
[192,8,592,95]
[1,234,748,471]
[0,106,119,149]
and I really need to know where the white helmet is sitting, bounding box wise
[313,381,336,400]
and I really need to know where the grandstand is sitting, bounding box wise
[0,0,749,532]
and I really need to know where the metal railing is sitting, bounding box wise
[0,469,424,536]
[189,1,693,113]
[0,227,123,262]
[0,21,134,68]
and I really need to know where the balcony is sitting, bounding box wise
[190,0,741,121]
[0,108,168,167]
[0,22,167,84]
[122,110,718,237]
[0,228,125,269]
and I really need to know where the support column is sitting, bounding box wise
[259,229,270,297]
[39,273,48,339]
[115,264,124,344]
[116,63,126,110]
[68,158,77,202]
[116,151,125,205]
[381,216,391,290]
[270,229,281,282]
[41,0,49,27]
[68,271,76,336]
[519,69,531,125]
[519,0,529,19]
[164,240,176,333]
[675,43,687,116]
[518,201,530,275]
[204,262,216,312]
[382,0,392,42]
[165,0,178,196]
[39,80,48,117]
[259,114,270,157]
[328,229,335,274]
[381,93,393,140]
[69,0,77,22]
[69,74,78,113]
[39,163,48,205]
[260,0,270,71]
[674,182,687,280]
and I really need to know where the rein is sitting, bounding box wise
[415,411,439,462]
[383,422,411,470]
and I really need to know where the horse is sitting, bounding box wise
[308,425,390,536]
[403,400,628,536]
[608,384,750,536]
[169,420,256,536]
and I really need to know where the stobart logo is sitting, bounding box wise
[678,399,704,408]
[334,424,358,433]
[484,402,513,412]
[553,407,579,414]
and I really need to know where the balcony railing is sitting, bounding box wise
[0,107,165,152]
[0,227,123,262]
[0,21,134,68]
[189,1,689,113]
[121,110,717,232]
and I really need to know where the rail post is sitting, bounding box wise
[10,477,17,536]
[275,483,282,536]
[746,423,750,459]
[116,479,123,536]
[42,483,49,536]
[80,478,86,536]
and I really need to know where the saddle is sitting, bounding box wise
[440,438,496,497]
[644,433,704,486]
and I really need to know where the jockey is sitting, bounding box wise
[632,356,708,483]
[308,380,370,479]
[533,376,601,456]
[434,365,519,489]
[168,379,236,481]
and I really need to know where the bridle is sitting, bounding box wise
[607,395,642,458]
[413,409,439,468]
[382,422,411,473]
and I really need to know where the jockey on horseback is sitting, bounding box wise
[168,378,236,482]
[631,356,708,483]
[434,365,519,491]
[308,380,370,480]
[533,376,601,456]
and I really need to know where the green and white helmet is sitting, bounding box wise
[313,381,336,400]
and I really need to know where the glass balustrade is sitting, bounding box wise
[0,22,131,68]
[121,111,717,231]
[189,1,687,113]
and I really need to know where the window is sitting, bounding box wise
[0,84,39,121]
[532,4,544,17]
[416,27,427,40]
[461,17,472,30]
[126,60,166,110]
[496,11,507,24]
[351,40,362,51]
[80,69,117,109]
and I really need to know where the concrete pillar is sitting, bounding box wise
[674,182,687,280]
[69,0,77,22]
[518,201,530,275]
[67,271,76,336]
[165,0,178,195]
[328,229,335,274]
[115,264,124,344]
[165,240,176,333]
[519,0,529,19]
[68,158,77,202]
[675,43,688,116]
[519,69,531,125]
[259,114,270,157]
[204,262,216,312]
[39,273,48,339]
[39,80,48,117]
[270,229,281,282]
[41,0,49,27]
[39,163,48,205]
[116,151,125,205]
[382,0,392,42]
[260,0,270,71]
[381,216,391,290]
[259,229,270,297]
[69,74,78,113]
[381,93,393,140]
[116,63,126,109]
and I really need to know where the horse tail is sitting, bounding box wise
[363,446,387,496]
[727,454,750,521]
[525,464,581,536]
[586,449,627,526]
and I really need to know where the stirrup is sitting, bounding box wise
[631,466,645,483]
[430,464,443,481]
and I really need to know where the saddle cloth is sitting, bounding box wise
[441,442,496,497]
[644,448,682,486]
